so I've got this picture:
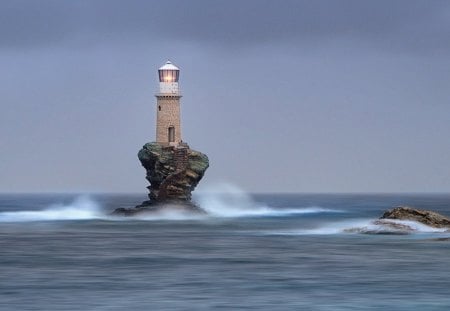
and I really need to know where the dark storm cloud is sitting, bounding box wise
[1,0,450,53]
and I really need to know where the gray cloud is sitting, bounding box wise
[1,0,449,54]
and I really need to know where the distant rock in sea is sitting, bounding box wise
[381,206,450,228]
[113,142,209,216]
[344,206,450,235]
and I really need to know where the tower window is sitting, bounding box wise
[158,105,161,111]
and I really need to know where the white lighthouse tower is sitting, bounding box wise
[155,60,182,146]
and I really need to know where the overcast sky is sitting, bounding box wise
[1,0,449,193]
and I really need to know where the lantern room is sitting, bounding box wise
[159,61,179,82]
[158,61,180,94]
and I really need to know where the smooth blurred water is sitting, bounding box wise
[1,193,450,310]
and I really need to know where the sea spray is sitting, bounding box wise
[0,189,343,222]
[194,182,342,217]
[194,182,263,217]
[0,195,101,222]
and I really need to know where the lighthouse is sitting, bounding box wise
[110,59,209,213]
[155,60,182,146]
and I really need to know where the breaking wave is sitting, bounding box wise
[195,183,343,217]
[269,218,449,235]
[0,196,102,222]
[344,219,449,234]
[0,184,344,222]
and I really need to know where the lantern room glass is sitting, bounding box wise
[159,69,179,83]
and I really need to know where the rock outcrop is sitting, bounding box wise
[344,206,450,235]
[381,206,450,228]
[113,142,209,216]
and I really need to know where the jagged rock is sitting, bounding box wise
[380,206,450,228]
[139,142,209,202]
[113,142,209,215]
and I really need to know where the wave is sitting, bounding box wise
[195,183,343,217]
[202,204,340,218]
[0,184,344,222]
[347,219,448,235]
[269,218,449,236]
[124,209,207,221]
[0,196,207,222]
[0,196,102,222]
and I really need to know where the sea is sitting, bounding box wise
[1,189,450,310]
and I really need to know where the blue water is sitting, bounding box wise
[1,192,450,310]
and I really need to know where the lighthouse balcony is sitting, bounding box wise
[155,93,182,98]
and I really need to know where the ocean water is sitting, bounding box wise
[1,191,450,310]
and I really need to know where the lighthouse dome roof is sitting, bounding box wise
[159,60,179,71]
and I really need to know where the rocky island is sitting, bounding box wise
[113,143,208,216]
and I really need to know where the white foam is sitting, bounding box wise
[112,205,208,221]
[378,219,448,233]
[269,218,449,236]
[195,182,342,217]
[0,196,102,222]
[0,184,344,222]
[130,212,206,221]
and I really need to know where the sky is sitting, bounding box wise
[1,0,449,193]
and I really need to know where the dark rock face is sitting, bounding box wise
[113,142,209,216]
[381,206,450,228]
[138,142,209,203]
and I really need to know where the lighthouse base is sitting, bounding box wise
[112,142,209,216]
[112,200,206,216]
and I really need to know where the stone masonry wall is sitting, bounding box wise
[156,95,182,145]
